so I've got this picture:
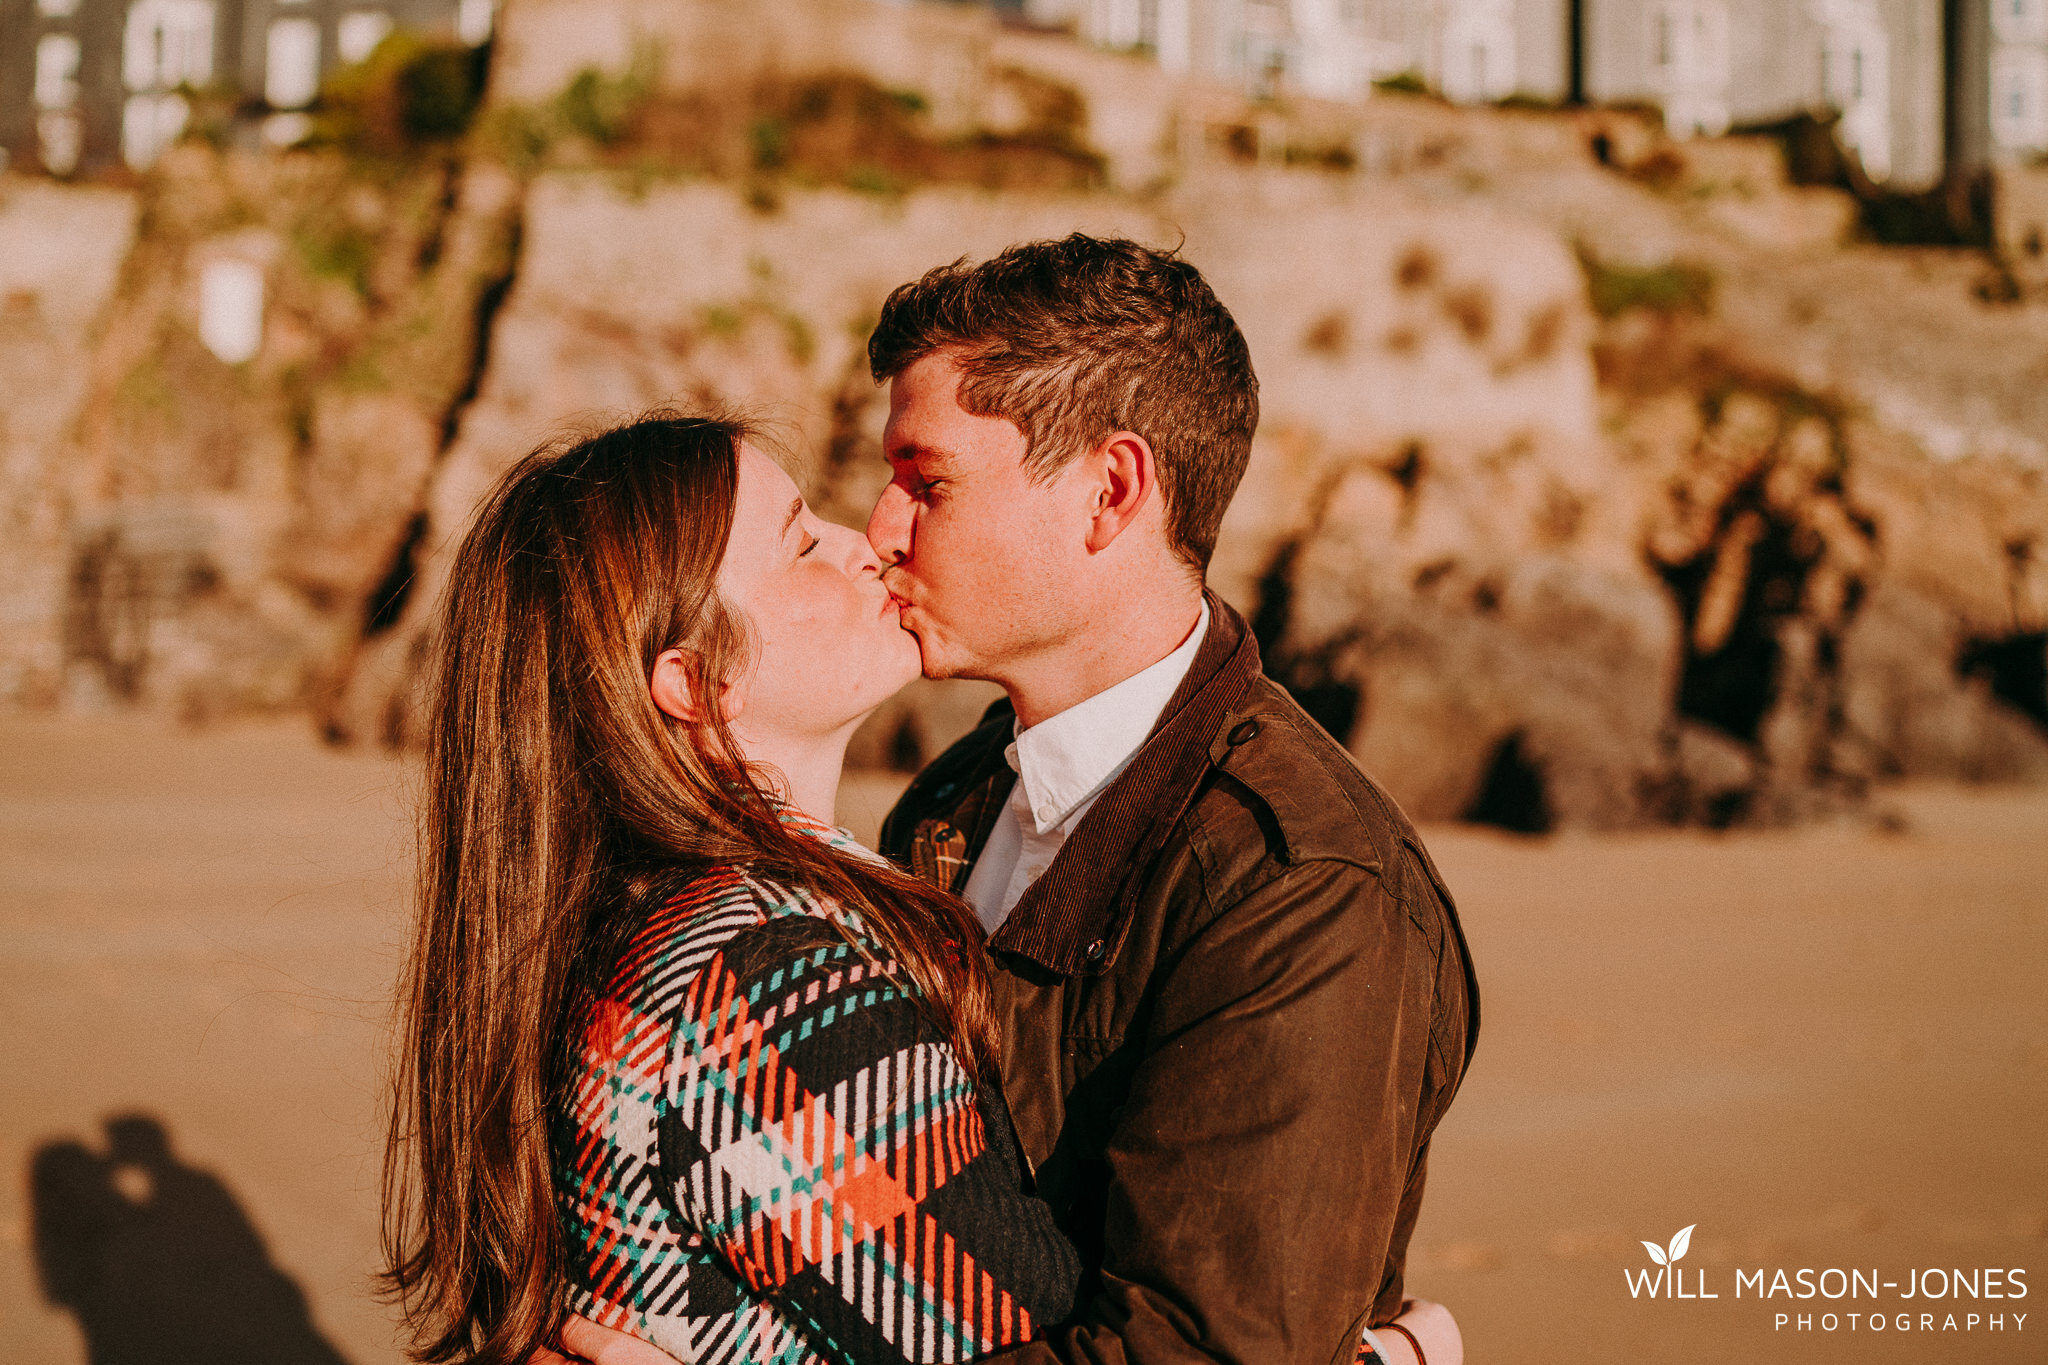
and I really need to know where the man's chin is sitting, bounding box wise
[918,654,999,686]
[903,623,985,684]
[914,646,969,683]
[901,624,950,681]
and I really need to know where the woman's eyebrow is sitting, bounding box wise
[781,496,804,541]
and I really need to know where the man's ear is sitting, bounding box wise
[650,648,710,724]
[1085,431,1156,554]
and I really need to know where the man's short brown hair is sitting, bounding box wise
[868,234,1259,573]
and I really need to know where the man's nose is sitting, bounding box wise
[866,480,912,566]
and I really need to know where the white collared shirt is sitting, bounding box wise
[963,600,1211,933]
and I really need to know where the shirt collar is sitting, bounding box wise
[1005,600,1211,835]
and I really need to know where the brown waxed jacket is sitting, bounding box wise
[878,595,1479,1365]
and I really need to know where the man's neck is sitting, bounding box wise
[1003,583,1206,730]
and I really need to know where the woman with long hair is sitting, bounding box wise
[382,412,1077,1364]
[382,410,1458,1365]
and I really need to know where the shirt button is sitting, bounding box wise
[1228,720,1260,746]
[1084,938,1106,963]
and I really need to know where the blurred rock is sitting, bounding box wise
[256,161,2048,822]
[12,145,519,726]
[0,180,137,707]
[846,678,1007,774]
[491,0,1177,191]
[1995,164,2048,290]
[5,0,2046,831]
[1703,188,1857,254]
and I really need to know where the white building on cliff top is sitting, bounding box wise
[2,0,490,176]
[1022,0,2042,191]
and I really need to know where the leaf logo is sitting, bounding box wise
[1641,1224,1696,1267]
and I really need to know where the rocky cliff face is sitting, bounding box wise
[3,145,518,723]
[6,0,2045,830]
[0,180,136,707]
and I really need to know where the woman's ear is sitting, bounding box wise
[650,648,706,724]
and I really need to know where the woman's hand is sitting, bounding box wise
[541,1315,688,1365]
[1375,1296,1462,1365]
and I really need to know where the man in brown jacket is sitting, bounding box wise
[866,234,1479,1365]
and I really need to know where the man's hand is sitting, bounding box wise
[532,1316,687,1365]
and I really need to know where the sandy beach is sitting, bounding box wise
[1,712,2041,1364]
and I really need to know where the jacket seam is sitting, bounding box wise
[1232,685,1402,872]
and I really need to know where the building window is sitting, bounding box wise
[457,0,494,45]
[32,33,83,172]
[122,92,189,168]
[1991,48,2048,150]
[1441,0,1516,103]
[1097,0,1154,51]
[265,17,321,109]
[122,0,216,92]
[1993,0,2048,44]
[35,0,81,17]
[121,0,214,169]
[1818,2,1892,179]
[1649,0,1730,136]
[337,10,394,65]
[38,112,84,174]
[34,32,82,110]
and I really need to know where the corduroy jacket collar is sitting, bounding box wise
[980,590,1260,976]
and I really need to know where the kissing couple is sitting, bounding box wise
[382,234,1479,1365]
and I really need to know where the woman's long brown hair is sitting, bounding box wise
[380,412,997,1364]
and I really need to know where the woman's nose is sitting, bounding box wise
[825,522,883,576]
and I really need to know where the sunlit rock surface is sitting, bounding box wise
[5,0,2045,828]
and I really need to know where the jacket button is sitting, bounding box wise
[1084,938,1106,963]
[1228,720,1260,746]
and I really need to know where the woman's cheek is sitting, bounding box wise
[777,576,838,636]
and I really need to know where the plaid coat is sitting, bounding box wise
[552,818,1079,1364]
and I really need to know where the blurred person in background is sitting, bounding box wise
[544,236,1474,1365]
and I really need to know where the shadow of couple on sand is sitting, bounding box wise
[30,1112,353,1365]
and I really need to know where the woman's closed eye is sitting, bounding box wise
[798,531,820,558]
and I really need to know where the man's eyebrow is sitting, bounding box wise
[887,442,960,474]
[781,496,804,540]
